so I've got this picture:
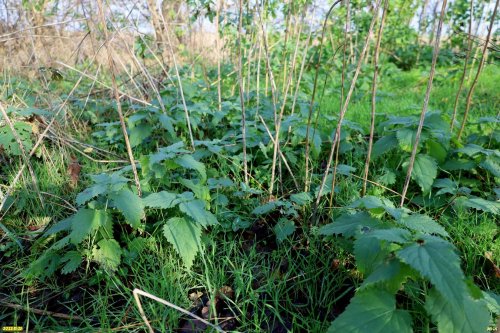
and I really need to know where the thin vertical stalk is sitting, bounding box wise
[216,0,222,112]
[400,0,448,207]
[457,0,499,140]
[450,0,474,130]
[313,0,382,222]
[362,0,388,196]
[415,0,430,65]
[237,0,249,184]
[96,0,142,196]
[304,0,342,192]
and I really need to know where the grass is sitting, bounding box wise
[1,61,499,332]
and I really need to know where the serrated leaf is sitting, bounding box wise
[274,219,296,242]
[427,140,447,163]
[179,200,217,227]
[92,239,122,271]
[319,212,381,238]
[163,217,201,269]
[60,251,83,274]
[179,178,210,203]
[111,188,144,228]
[175,154,206,183]
[0,121,33,156]
[290,192,312,206]
[143,191,178,209]
[372,134,398,159]
[397,127,427,153]
[406,154,437,194]
[433,178,458,196]
[129,123,153,147]
[398,214,449,237]
[396,235,466,302]
[70,209,108,244]
[455,197,500,214]
[426,288,490,333]
[480,156,500,178]
[361,258,413,293]
[370,228,412,243]
[43,216,73,236]
[252,201,282,215]
[442,159,476,171]
[76,183,108,206]
[328,289,412,333]
[354,236,389,275]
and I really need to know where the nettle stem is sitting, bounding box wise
[400,0,448,207]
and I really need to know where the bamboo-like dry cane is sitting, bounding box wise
[450,0,474,130]
[304,0,342,193]
[400,0,448,207]
[237,0,249,184]
[457,0,499,140]
[216,0,222,112]
[362,0,388,197]
[313,0,383,224]
[96,0,142,197]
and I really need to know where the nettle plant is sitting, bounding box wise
[29,142,218,278]
[319,196,499,332]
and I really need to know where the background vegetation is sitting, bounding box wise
[0,0,499,332]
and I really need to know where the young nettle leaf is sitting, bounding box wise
[163,217,202,270]
[354,236,389,276]
[404,154,438,194]
[290,192,313,206]
[426,140,448,163]
[0,121,33,156]
[319,212,381,238]
[479,156,500,178]
[398,214,449,237]
[179,178,211,203]
[397,127,428,153]
[454,197,500,215]
[111,188,145,228]
[328,289,412,333]
[129,123,153,148]
[372,134,398,159]
[433,178,458,196]
[143,191,178,209]
[60,251,83,275]
[76,183,108,206]
[425,288,490,333]
[92,239,122,271]
[252,200,284,215]
[69,209,108,245]
[175,154,207,183]
[396,235,466,303]
[274,218,296,242]
[178,200,218,227]
[361,258,414,293]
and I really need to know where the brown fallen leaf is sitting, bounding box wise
[68,155,82,187]
[484,252,500,278]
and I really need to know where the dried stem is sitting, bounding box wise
[450,0,474,130]
[96,0,142,197]
[457,0,499,140]
[237,0,249,184]
[400,0,448,207]
[362,0,388,196]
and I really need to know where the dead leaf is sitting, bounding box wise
[68,155,81,187]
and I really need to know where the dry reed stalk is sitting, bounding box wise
[400,0,448,207]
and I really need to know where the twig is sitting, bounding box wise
[237,0,249,185]
[132,288,225,333]
[0,300,85,321]
[400,0,448,207]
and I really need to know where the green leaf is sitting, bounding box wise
[442,159,476,171]
[361,258,413,293]
[143,191,178,209]
[129,123,153,147]
[328,289,412,333]
[163,217,202,269]
[60,251,83,274]
[319,212,381,238]
[354,236,388,275]
[454,197,500,215]
[427,140,447,163]
[92,239,122,271]
[43,216,73,236]
[397,127,426,153]
[0,121,33,156]
[76,183,108,206]
[274,218,296,242]
[179,178,210,203]
[426,288,490,333]
[406,154,438,194]
[396,235,466,302]
[111,188,144,228]
[480,156,500,178]
[175,154,207,183]
[372,134,398,159]
[70,209,108,244]
[369,228,412,244]
[252,201,282,215]
[290,192,312,206]
[178,200,217,227]
[398,214,449,237]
